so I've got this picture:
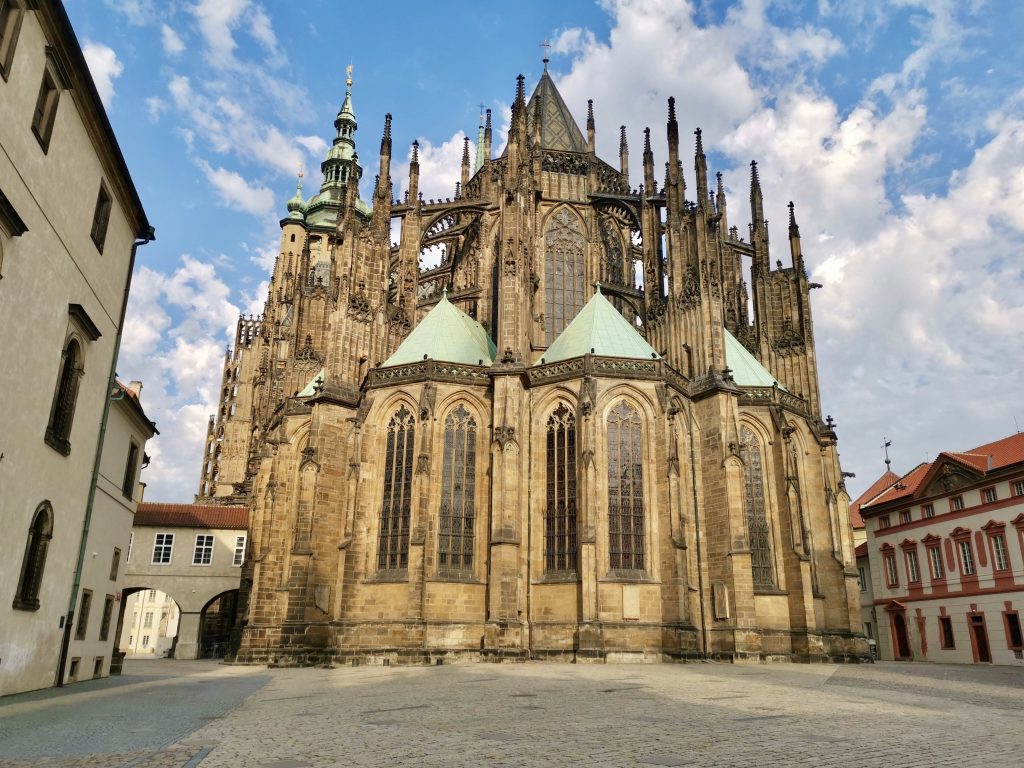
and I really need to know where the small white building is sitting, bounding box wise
[860,432,1024,665]
[118,589,179,658]
[120,503,248,660]
[0,1,153,695]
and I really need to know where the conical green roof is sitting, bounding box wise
[382,293,497,368]
[540,287,659,364]
[724,329,786,389]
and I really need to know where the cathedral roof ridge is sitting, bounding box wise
[381,292,497,368]
[501,68,589,156]
[540,289,660,365]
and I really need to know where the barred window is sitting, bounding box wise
[607,401,645,571]
[545,404,577,573]
[378,405,415,571]
[740,427,775,589]
[13,502,52,611]
[544,208,586,344]
[437,405,477,575]
[46,338,83,455]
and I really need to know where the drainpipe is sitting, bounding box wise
[56,227,155,686]
[687,403,709,658]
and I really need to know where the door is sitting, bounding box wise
[970,615,991,663]
[893,613,911,659]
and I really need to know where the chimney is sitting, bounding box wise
[126,380,143,397]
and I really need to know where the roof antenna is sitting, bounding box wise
[883,437,892,472]
[1015,415,1021,434]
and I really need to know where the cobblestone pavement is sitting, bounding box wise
[2,660,1021,767]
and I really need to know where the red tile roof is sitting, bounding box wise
[863,432,1024,511]
[135,502,248,530]
[849,471,901,528]
[854,542,868,558]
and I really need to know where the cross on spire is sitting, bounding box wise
[540,39,551,68]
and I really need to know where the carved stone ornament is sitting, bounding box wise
[419,381,436,420]
[493,425,516,449]
[415,453,430,475]
[295,334,320,362]
[347,284,373,323]
[676,267,700,311]
[578,376,597,417]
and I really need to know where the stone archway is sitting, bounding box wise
[112,587,184,667]
[198,589,240,659]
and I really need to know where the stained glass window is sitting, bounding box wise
[438,405,477,575]
[545,404,578,572]
[378,405,415,571]
[740,427,775,589]
[544,208,586,345]
[607,401,645,571]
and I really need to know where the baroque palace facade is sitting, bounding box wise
[199,63,866,664]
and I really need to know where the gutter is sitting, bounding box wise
[56,227,155,686]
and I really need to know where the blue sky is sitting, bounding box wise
[67,0,1024,502]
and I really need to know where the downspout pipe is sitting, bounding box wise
[56,227,155,686]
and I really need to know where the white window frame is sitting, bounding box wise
[958,540,975,575]
[906,549,920,583]
[983,487,997,504]
[192,534,214,566]
[232,534,247,567]
[126,531,133,563]
[143,610,153,628]
[928,546,945,579]
[1013,480,1024,497]
[992,534,1009,572]
[922,503,934,518]
[884,553,898,587]
[151,533,174,564]
[951,496,964,511]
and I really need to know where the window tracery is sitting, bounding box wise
[607,401,645,571]
[378,405,415,571]
[740,426,775,589]
[438,405,477,575]
[545,403,578,573]
[544,208,586,344]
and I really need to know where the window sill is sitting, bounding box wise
[12,598,40,612]
[44,430,70,456]
[426,574,484,585]
[535,572,579,584]
[603,570,654,583]
[365,571,409,584]
[32,125,51,155]
[755,588,789,596]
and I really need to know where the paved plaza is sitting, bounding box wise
[1,659,1021,767]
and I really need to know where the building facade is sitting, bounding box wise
[118,589,180,658]
[119,503,247,660]
[201,65,866,664]
[0,1,152,695]
[860,432,1024,665]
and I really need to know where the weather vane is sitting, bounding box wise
[883,437,892,471]
[346,63,353,88]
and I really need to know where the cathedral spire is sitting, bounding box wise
[750,160,764,226]
[483,108,492,162]
[474,108,485,173]
[408,140,420,203]
[461,136,471,192]
[643,126,654,192]
[586,99,595,153]
[318,67,362,203]
[619,125,629,182]
[375,113,392,201]
[716,171,729,235]
[694,127,708,207]
[788,200,803,269]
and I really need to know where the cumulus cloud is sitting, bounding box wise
[82,42,124,107]
[198,160,276,217]
[161,23,186,55]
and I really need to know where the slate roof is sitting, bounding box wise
[382,293,496,368]
[135,502,249,530]
[501,70,588,155]
[540,288,659,364]
[724,330,786,389]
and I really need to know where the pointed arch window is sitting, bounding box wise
[740,426,775,589]
[545,404,578,573]
[377,405,415,572]
[13,502,53,611]
[544,208,586,345]
[608,401,645,571]
[437,405,477,575]
[45,338,83,455]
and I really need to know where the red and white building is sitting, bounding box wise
[859,432,1024,665]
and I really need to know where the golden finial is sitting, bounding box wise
[346,63,353,88]
[297,163,304,180]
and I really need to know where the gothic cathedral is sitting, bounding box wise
[199,64,868,664]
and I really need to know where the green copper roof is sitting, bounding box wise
[286,179,306,219]
[297,368,324,397]
[724,329,787,390]
[540,287,659,364]
[382,293,497,368]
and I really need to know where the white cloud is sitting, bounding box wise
[198,160,276,217]
[145,96,167,122]
[161,23,186,55]
[103,0,154,26]
[82,42,124,108]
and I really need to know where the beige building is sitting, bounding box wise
[0,2,153,695]
[118,589,180,658]
[119,503,248,660]
[200,66,867,665]
[860,432,1024,665]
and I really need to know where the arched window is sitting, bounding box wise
[13,502,53,611]
[377,405,415,571]
[607,401,645,571]
[544,208,586,344]
[46,338,83,454]
[740,426,775,589]
[437,405,477,575]
[545,403,577,573]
